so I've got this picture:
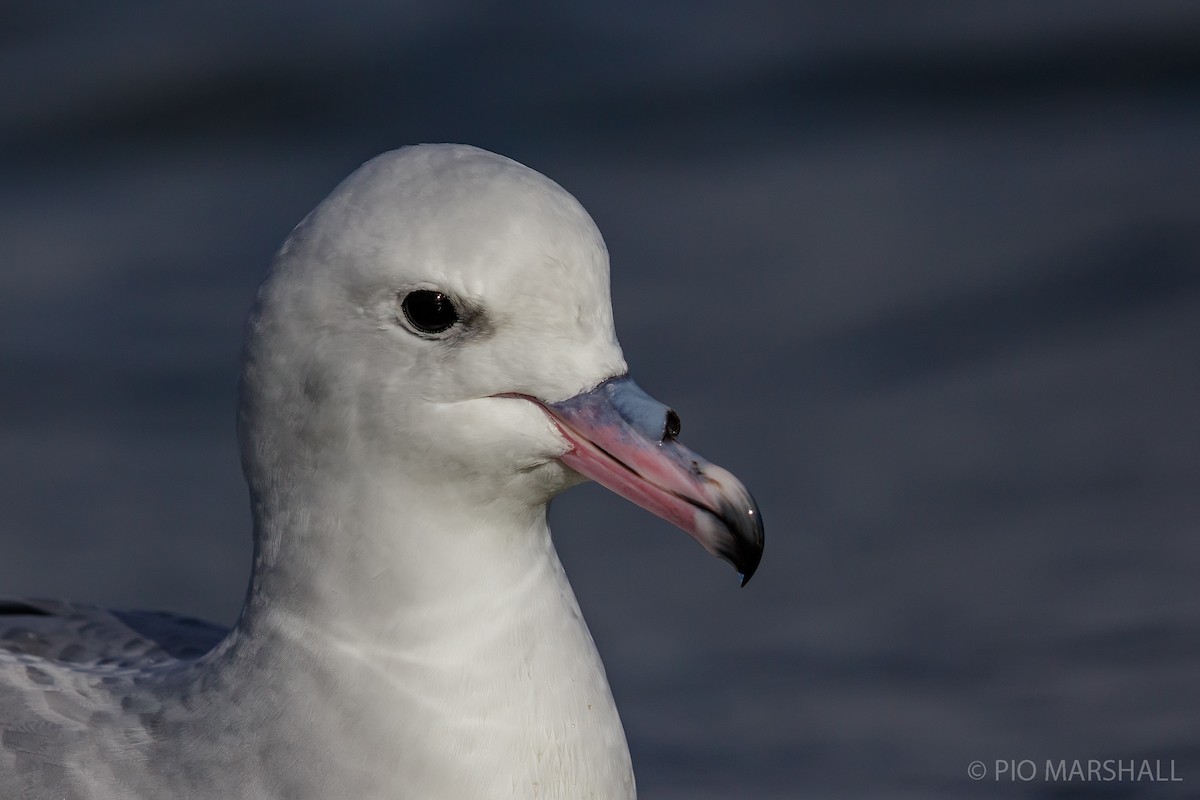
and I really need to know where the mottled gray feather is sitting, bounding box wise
[0,599,229,798]
[0,599,226,665]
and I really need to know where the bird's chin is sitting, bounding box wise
[512,455,587,502]
[556,462,592,493]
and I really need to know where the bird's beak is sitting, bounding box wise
[535,376,764,585]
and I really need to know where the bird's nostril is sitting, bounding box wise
[663,409,681,441]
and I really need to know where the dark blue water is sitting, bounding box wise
[2,3,1198,797]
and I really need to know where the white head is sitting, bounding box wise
[236,144,761,628]
[240,146,625,517]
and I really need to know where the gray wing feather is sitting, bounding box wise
[0,599,229,798]
[0,598,227,665]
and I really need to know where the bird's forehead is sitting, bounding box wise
[331,146,611,305]
[409,184,608,304]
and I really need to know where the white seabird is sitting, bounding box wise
[0,144,764,799]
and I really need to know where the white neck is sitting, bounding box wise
[201,466,635,799]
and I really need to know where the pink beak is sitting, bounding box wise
[529,376,764,585]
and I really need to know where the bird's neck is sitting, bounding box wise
[211,470,636,799]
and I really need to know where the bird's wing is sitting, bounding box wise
[0,598,227,666]
[0,598,229,797]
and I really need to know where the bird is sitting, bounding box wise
[0,144,764,799]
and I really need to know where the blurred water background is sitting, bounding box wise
[2,3,1198,798]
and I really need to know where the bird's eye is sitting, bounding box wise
[401,290,459,335]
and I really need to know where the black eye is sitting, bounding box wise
[401,290,459,335]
